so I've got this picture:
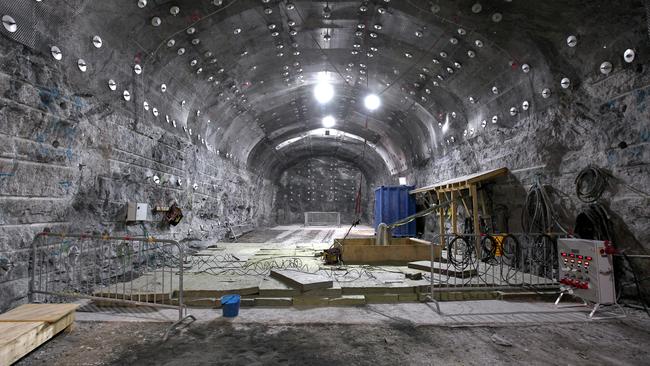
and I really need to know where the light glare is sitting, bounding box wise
[364,94,381,110]
[314,82,334,104]
[322,115,336,128]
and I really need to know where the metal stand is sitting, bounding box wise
[555,290,626,320]
[163,314,197,342]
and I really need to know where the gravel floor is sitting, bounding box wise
[17,316,650,366]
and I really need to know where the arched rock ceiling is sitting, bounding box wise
[1,0,644,178]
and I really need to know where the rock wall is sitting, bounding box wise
[0,41,276,311]
[415,67,650,297]
[274,157,375,225]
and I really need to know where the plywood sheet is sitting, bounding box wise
[408,261,478,277]
[270,269,333,291]
[410,167,508,194]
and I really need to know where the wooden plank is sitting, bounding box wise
[451,190,457,234]
[0,304,79,323]
[438,191,445,249]
[341,241,440,264]
[409,167,508,194]
[270,269,333,291]
[470,184,481,251]
[0,312,75,365]
[407,261,478,278]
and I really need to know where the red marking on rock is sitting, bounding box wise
[191,10,202,22]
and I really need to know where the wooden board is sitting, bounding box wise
[410,167,508,194]
[0,306,76,365]
[408,261,478,278]
[0,304,79,323]
[340,237,440,264]
[270,269,333,291]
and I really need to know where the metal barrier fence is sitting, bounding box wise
[29,231,194,328]
[304,211,341,227]
[423,233,564,310]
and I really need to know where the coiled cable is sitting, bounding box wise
[575,165,610,203]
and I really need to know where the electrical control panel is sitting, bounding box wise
[557,238,615,304]
[126,202,148,222]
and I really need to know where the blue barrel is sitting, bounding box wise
[221,294,241,317]
[374,185,416,237]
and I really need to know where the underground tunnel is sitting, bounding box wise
[0,0,649,365]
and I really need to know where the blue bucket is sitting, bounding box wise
[221,294,241,318]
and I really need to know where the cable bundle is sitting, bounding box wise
[521,176,564,233]
[575,165,610,203]
[574,203,613,241]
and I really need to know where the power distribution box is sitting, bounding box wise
[126,202,148,222]
[557,238,615,304]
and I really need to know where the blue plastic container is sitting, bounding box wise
[221,294,241,318]
[374,185,416,237]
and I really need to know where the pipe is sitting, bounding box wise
[376,223,390,246]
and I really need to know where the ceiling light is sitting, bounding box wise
[364,94,381,111]
[314,82,334,104]
[322,115,336,128]
[51,46,62,60]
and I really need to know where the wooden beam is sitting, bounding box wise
[0,304,79,323]
[437,191,445,249]
[0,306,76,365]
[470,184,481,252]
[451,190,457,235]
[409,167,508,194]
[270,269,333,292]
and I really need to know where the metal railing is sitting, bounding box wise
[423,232,564,311]
[29,231,194,328]
[304,211,341,227]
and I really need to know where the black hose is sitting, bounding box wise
[575,166,610,203]
[447,235,475,270]
[574,203,613,241]
[621,252,650,317]
[480,234,498,263]
[522,176,566,234]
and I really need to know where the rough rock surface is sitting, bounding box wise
[0,42,275,311]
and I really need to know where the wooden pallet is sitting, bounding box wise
[0,304,78,365]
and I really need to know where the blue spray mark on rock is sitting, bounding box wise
[641,128,650,143]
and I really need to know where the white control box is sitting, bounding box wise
[557,238,615,304]
[126,202,148,222]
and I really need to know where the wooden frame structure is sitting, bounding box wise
[409,167,509,249]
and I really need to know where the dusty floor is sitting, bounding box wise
[17,318,650,366]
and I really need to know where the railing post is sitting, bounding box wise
[175,240,184,321]
[28,234,39,303]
